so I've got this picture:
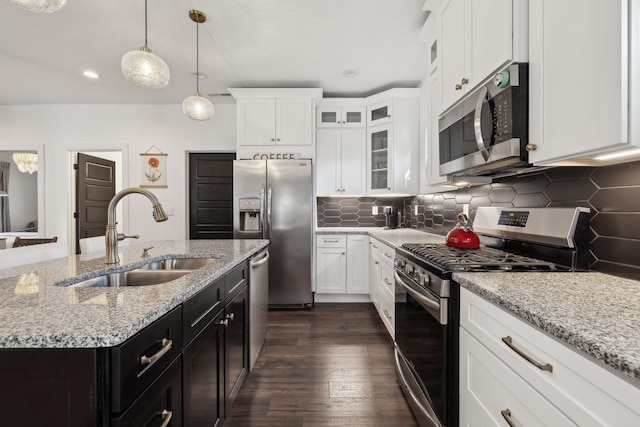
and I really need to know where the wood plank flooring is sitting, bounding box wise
[225,303,418,427]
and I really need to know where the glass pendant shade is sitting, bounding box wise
[6,0,67,13]
[121,46,170,89]
[12,152,38,174]
[183,93,215,121]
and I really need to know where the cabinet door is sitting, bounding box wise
[367,100,393,126]
[528,0,626,164]
[367,125,394,195]
[369,243,381,308]
[316,129,342,195]
[340,128,366,195]
[346,235,370,294]
[341,107,366,128]
[238,99,276,146]
[276,98,313,145]
[439,0,466,110]
[468,0,513,91]
[317,106,341,128]
[428,75,448,185]
[183,317,224,427]
[226,286,248,407]
[316,247,347,293]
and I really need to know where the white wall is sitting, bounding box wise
[0,104,236,246]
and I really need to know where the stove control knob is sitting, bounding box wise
[404,264,414,275]
[395,258,405,269]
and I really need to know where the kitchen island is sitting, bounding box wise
[0,239,268,427]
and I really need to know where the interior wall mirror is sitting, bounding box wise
[0,148,43,249]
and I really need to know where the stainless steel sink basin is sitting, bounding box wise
[142,257,221,270]
[68,270,191,288]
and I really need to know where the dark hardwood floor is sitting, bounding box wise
[225,303,418,427]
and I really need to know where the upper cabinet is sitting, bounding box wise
[365,89,420,196]
[229,88,323,159]
[438,0,528,113]
[528,0,640,166]
[317,106,366,128]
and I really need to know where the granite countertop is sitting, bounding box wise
[0,239,268,349]
[454,272,640,385]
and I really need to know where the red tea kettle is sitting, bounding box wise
[446,213,480,249]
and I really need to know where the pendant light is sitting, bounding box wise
[182,9,214,121]
[12,152,38,174]
[6,0,67,13]
[121,0,170,89]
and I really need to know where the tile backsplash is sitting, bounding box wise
[317,160,640,280]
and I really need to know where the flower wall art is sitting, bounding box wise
[140,151,167,188]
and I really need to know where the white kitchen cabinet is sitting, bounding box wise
[369,240,381,309]
[317,106,366,128]
[438,0,528,113]
[228,88,322,158]
[316,127,366,196]
[315,234,370,297]
[528,0,640,165]
[365,89,420,196]
[369,237,395,338]
[460,288,640,426]
[367,99,393,127]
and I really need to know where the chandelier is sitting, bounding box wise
[121,0,170,89]
[182,10,214,121]
[12,152,38,174]
[6,0,67,13]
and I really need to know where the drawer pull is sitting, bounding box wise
[501,408,516,427]
[159,409,173,427]
[383,252,392,258]
[383,278,392,286]
[216,318,230,327]
[502,336,553,372]
[323,239,340,243]
[383,309,392,319]
[225,312,235,321]
[140,338,172,367]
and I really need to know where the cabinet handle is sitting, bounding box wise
[375,261,379,265]
[159,409,173,427]
[276,138,281,142]
[270,138,275,142]
[526,143,538,151]
[324,239,340,243]
[501,409,516,427]
[387,115,391,118]
[342,188,346,192]
[140,338,172,367]
[383,252,392,259]
[455,84,463,90]
[387,187,391,190]
[383,309,392,319]
[225,312,235,321]
[461,78,469,85]
[342,252,345,255]
[383,278,392,285]
[216,318,229,327]
[502,336,553,372]
[373,244,378,249]
[336,189,341,192]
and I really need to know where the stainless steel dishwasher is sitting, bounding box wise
[249,248,269,370]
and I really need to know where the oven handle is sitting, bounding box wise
[394,347,443,427]
[473,85,491,161]
[394,271,446,325]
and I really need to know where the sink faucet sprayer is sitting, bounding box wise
[105,187,168,265]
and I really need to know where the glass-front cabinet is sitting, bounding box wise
[367,125,393,194]
[367,100,393,126]
[317,106,366,128]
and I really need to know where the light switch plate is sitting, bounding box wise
[372,206,378,215]
[463,204,469,216]
[414,205,418,215]
[165,207,175,216]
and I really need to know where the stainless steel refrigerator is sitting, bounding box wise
[233,159,313,308]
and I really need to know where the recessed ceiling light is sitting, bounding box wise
[191,72,207,79]
[83,70,100,79]
[342,69,359,78]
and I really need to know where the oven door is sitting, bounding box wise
[394,270,450,427]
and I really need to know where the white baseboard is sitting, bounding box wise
[314,293,372,303]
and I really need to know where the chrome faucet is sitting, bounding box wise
[105,187,168,265]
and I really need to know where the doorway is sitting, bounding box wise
[188,153,235,239]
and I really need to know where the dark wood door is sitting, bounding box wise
[75,153,116,253]
[189,153,235,239]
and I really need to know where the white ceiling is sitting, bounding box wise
[0,0,430,105]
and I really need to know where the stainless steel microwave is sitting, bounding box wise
[438,63,530,177]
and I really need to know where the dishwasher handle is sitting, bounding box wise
[251,250,270,268]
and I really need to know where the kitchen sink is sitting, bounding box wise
[68,270,191,288]
[142,256,221,270]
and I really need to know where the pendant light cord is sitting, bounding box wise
[196,15,200,95]
[144,0,148,47]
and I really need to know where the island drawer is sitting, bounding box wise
[183,277,225,345]
[225,261,248,302]
[110,306,183,414]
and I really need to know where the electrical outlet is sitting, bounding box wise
[414,205,418,216]
[165,207,175,216]
[372,206,378,215]
[462,204,469,216]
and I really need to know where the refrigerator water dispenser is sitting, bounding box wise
[238,198,261,231]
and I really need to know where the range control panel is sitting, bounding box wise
[498,210,529,227]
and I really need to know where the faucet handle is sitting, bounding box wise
[142,246,154,258]
[118,233,140,241]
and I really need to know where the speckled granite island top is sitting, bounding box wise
[454,272,640,385]
[0,239,268,349]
